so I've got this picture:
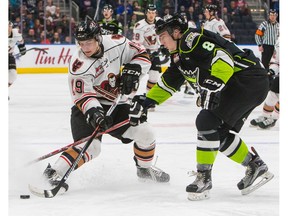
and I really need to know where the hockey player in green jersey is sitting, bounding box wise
[128,14,274,200]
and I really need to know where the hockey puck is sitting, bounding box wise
[20,195,30,199]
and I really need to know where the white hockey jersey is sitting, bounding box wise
[8,28,25,54]
[203,18,231,40]
[132,18,161,53]
[68,34,151,114]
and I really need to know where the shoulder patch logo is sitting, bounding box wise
[185,32,199,49]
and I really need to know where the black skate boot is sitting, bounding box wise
[186,169,212,201]
[137,166,170,183]
[237,147,274,195]
[43,163,69,194]
[250,116,267,126]
[258,117,277,129]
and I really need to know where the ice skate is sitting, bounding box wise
[148,103,156,112]
[137,165,170,183]
[43,163,69,194]
[237,147,274,195]
[258,117,277,129]
[250,116,267,126]
[186,170,212,201]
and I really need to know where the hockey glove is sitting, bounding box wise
[129,95,148,126]
[85,107,113,131]
[199,77,225,110]
[159,45,170,57]
[18,43,27,56]
[120,64,141,95]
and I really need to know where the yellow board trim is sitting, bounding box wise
[17,66,169,74]
[17,68,68,74]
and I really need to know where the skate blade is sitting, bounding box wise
[187,190,210,201]
[241,171,274,195]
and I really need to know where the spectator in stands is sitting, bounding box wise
[192,0,204,22]
[228,0,240,17]
[222,6,233,24]
[45,10,54,23]
[195,13,205,28]
[55,26,65,42]
[52,6,62,22]
[55,15,69,36]
[13,16,22,29]
[79,0,96,19]
[236,0,251,18]
[25,28,40,44]
[33,18,43,36]
[186,6,197,22]
[45,0,56,16]
[116,0,134,20]
[24,0,37,14]
[179,5,188,18]
[40,30,51,44]
[162,7,171,19]
[45,18,54,40]
[35,0,45,24]
[63,35,72,44]
[126,13,138,40]
[132,1,144,19]
[25,11,35,30]
[51,32,62,44]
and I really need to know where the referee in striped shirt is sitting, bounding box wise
[255,9,279,69]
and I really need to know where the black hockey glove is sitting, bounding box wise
[120,63,141,95]
[18,43,27,56]
[129,95,156,126]
[129,95,147,126]
[159,45,170,57]
[85,107,113,131]
[199,77,225,110]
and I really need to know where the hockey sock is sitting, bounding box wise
[196,130,220,166]
[219,133,249,164]
[133,142,155,168]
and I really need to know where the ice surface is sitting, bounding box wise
[9,74,280,216]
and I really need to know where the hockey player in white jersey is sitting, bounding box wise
[41,19,170,194]
[203,4,231,41]
[8,21,26,88]
[132,4,169,110]
[250,37,280,129]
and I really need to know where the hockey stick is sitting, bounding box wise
[29,94,123,198]
[93,0,101,21]
[25,119,129,166]
[14,47,48,58]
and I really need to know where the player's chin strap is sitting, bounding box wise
[29,94,123,198]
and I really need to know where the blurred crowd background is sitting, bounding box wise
[9,0,279,45]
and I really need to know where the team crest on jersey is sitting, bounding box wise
[185,32,199,49]
[177,66,199,83]
[72,59,84,72]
